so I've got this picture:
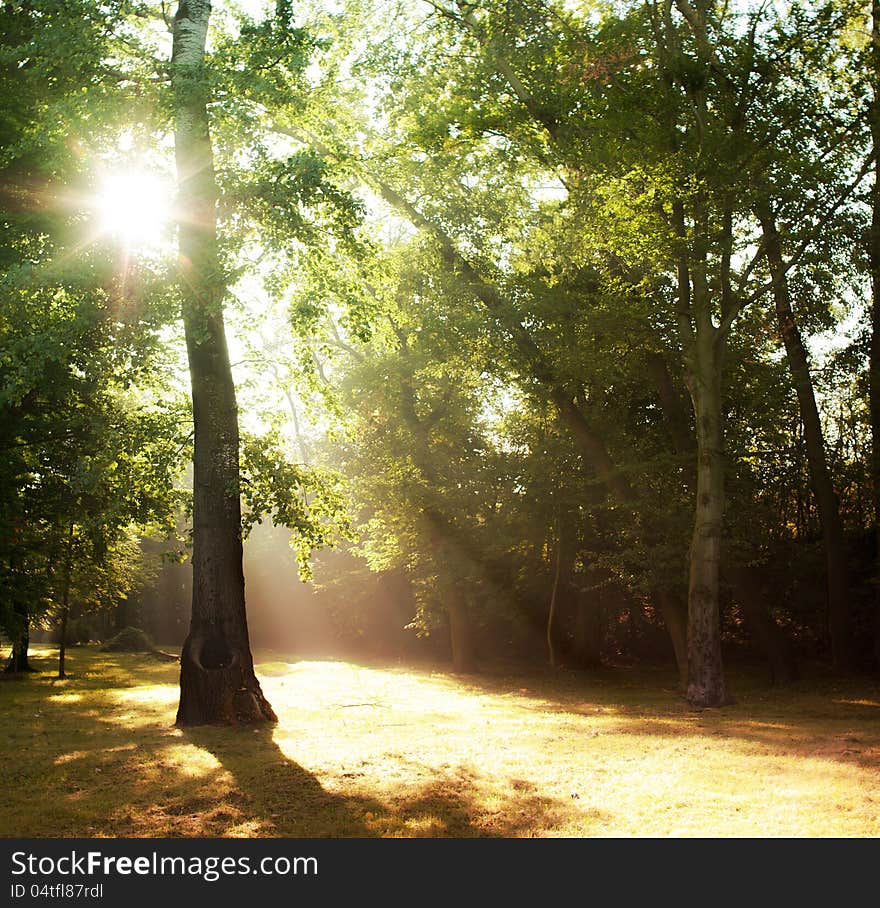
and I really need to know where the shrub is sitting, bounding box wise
[101,626,157,653]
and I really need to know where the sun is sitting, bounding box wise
[96,171,173,247]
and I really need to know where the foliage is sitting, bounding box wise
[240,430,351,579]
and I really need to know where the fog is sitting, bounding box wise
[134,522,431,662]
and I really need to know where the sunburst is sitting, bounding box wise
[95,171,172,247]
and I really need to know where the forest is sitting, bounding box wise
[1,0,880,839]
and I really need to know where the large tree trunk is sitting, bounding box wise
[5,629,31,672]
[4,598,34,673]
[684,329,729,707]
[758,209,853,673]
[172,0,275,726]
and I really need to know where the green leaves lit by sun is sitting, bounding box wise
[95,171,173,248]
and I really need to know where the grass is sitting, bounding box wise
[1,644,879,837]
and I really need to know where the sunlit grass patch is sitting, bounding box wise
[1,645,878,837]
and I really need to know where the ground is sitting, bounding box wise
[1,645,878,837]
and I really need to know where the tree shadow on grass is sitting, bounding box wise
[184,725,589,837]
[183,725,377,837]
[0,648,582,837]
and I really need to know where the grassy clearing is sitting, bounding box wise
[1,645,878,837]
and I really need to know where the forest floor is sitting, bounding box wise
[1,644,878,837]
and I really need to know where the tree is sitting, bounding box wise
[299,0,866,695]
[170,0,276,725]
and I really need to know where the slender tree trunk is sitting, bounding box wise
[57,524,73,680]
[546,535,562,668]
[653,589,688,690]
[646,350,795,685]
[172,0,274,725]
[5,549,34,672]
[684,328,729,707]
[758,209,853,672]
[57,603,69,680]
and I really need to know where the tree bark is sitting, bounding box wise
[684,327,729,707]
[57,522,74,680]
[4,597,34,672]
[5,630,31,672]
[546,535,562,668]
[758,208,853,672]
[172,0,275,725]
[57,602,69,680]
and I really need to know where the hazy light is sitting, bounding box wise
[96,171,172,247]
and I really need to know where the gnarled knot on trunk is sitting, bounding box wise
[190,633,239,672]
[233,686,268,723]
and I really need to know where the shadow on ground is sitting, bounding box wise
[0,649,578,837]
[2,646,878,837]
[186,725,577,837]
